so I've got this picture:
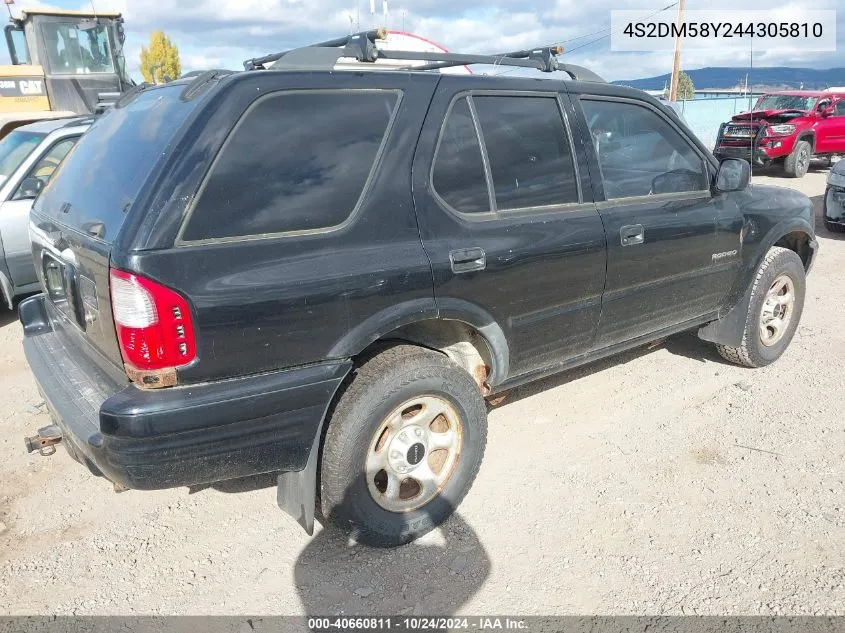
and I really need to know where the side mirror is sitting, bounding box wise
[716,158,751,192]
[14,177,43,201]
[821,107,835,118]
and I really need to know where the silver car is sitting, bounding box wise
[0,117,90,309]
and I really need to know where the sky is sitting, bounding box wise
[3,0,843,83]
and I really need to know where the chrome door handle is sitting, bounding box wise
[620,224,644,246]
[450,247,486,274]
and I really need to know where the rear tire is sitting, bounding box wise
[320,344,487,547]
[784,140,811,178]
[716,246,805,368]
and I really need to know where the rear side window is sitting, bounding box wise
[473,96,579,209]
[35,85,199,242]
[432,97,491,214]
[181,90,399,242]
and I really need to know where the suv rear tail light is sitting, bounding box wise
[110,269,196,372]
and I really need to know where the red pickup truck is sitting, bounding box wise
[714,90,845,177]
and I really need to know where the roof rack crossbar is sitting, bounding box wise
[411,45,563,73]
[244,29,385,70]
[243,32,606,82]
[377,50,545,71]
[409,59,605,82]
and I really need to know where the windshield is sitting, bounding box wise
[42,21,115,74]
[35,85,199,243]
[0,130,44,180]
[754,94,818,112]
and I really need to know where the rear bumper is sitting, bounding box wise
[20,294,350,490]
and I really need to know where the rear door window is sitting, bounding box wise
[431,97,491,215]
[472,95,579,210]
[34,85,199,242]
[180,90,400,242]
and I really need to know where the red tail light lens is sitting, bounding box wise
[109,269,196,371]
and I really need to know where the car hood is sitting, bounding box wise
[730,109,812,124]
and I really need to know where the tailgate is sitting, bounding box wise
[29,215,127,379]
[25,83,202,379]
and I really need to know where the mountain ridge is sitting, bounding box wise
[613,66,845,91]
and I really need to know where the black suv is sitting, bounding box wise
[21,34,817,547]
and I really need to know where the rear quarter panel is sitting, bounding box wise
[118,72,441,384]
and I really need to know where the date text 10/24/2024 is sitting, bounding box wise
[308,617,528,631]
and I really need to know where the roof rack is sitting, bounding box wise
[60,115,97,128]
[243,30,605,82]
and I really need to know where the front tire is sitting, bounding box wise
[784,140,811,178]
[716,246,805,368]
[320,344,487,547]
[824,218,845,233]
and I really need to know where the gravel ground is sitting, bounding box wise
[1,170,843,617]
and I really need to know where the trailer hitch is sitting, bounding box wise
[24,425,63,456]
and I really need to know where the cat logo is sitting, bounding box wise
[19,80,44,95]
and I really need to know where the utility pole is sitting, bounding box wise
[668,0,686,101]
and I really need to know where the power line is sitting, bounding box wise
[566,2,678,55]
[491,2,678,77]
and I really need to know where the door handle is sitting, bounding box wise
[450,247,486,274]
[620,224,644,246]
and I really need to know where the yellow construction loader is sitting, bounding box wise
[0,6,132,138]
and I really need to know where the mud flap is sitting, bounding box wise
[276,424,321,535]
[697,283,754,348]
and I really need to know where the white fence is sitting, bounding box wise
[674,95,761,149]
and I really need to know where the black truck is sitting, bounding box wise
[21,32,818,547]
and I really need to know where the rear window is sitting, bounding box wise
[180,90,399,242]
[34,85,198,242]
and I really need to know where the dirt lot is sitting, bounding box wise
[1,170,843,617]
